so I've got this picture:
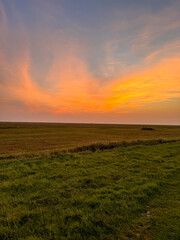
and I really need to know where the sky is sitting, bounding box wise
[0,0,180,124]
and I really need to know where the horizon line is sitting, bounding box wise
[0,121,179,127]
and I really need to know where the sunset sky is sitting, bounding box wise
[0,0,180,124]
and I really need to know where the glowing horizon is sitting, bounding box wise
[0,0,180,124]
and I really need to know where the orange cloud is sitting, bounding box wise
[103,58,180,112]
[1,54,179,115]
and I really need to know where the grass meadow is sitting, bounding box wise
[0,122,180,239]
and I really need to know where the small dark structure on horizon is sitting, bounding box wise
[141,127,155,131]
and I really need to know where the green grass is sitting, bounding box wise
[0,122,180,155]
[0,141,179,240]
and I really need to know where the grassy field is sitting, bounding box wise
[0,123,180,239]
[0,122,180,155]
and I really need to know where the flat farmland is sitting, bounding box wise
[0,122,180,155]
